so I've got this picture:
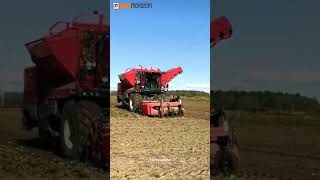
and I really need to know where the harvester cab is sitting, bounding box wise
[117,66,184,117]
[136,71,162,94]
[211,17,240,175]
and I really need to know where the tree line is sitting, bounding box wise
[0,91,23,107]
[212,90,320,112]
[4,90,319,113]
[110,90,210,97]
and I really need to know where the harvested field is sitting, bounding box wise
[215,111,320,180]
[110,95,210,179]
[0,108,107,179]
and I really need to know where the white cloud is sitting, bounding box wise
[170,81,210,92]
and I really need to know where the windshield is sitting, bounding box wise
[137,72,162,94]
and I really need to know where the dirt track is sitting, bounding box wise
[110,96,210,179]
[0,108,107,179]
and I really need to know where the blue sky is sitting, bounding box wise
[212,0,320,100]
[0,0,107,92]
[110,0,210,92]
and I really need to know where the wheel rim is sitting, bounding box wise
[129,99,133,110]
[64,119,73,149]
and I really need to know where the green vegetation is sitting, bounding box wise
[212,90,320,113]
[0,91,23,107]
[111,90,210,97]
[227,110,320,127]
[166,90,209,97]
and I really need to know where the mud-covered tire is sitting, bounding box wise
[60,100,106,166]
[77,101,107,167]
[178,106,185,117]
[129,94,141,112]
[159,110,164,118]
[38,127,53,149]
[121,98,128,109]
[212,150,223,176]
[228,146,240,174]
[38,115,60,149]
[60,101,79,159]
[214,147,240,176]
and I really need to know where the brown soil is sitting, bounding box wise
[0,108,107,179]
[110,96,210,179]
[215,111,320,180]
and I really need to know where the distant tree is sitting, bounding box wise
[213,90,320,113]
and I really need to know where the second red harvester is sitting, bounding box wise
[211,16,240,175]
[117,66,185,117]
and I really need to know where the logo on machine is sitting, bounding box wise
[112,2,152,10]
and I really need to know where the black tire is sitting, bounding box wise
[38,115,59,149]
[129,94,140,112]
[121,98,127,109]
[159,110,164,118]
[214,147,240,176]
[159,99,164,118]
[228,146,240,175]
[38,127,53,149]
[60,100,106,166]
[60,101,80,159]
[178,106,185,117]
[212,150,223,176]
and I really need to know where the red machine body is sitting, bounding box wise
[118,66,182,93]
[210,16,232,47]
[117,66,184,117]
[211,17,240,175]
[22,14,110,169]
[141,101,181,116]
[24,14,109,100]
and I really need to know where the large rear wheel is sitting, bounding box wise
[60,101,79,159]
[214,146,240,176]
[38,127,53,149]
[60,100,107,167]
[178,105,185,117]
[128,93,141,113]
